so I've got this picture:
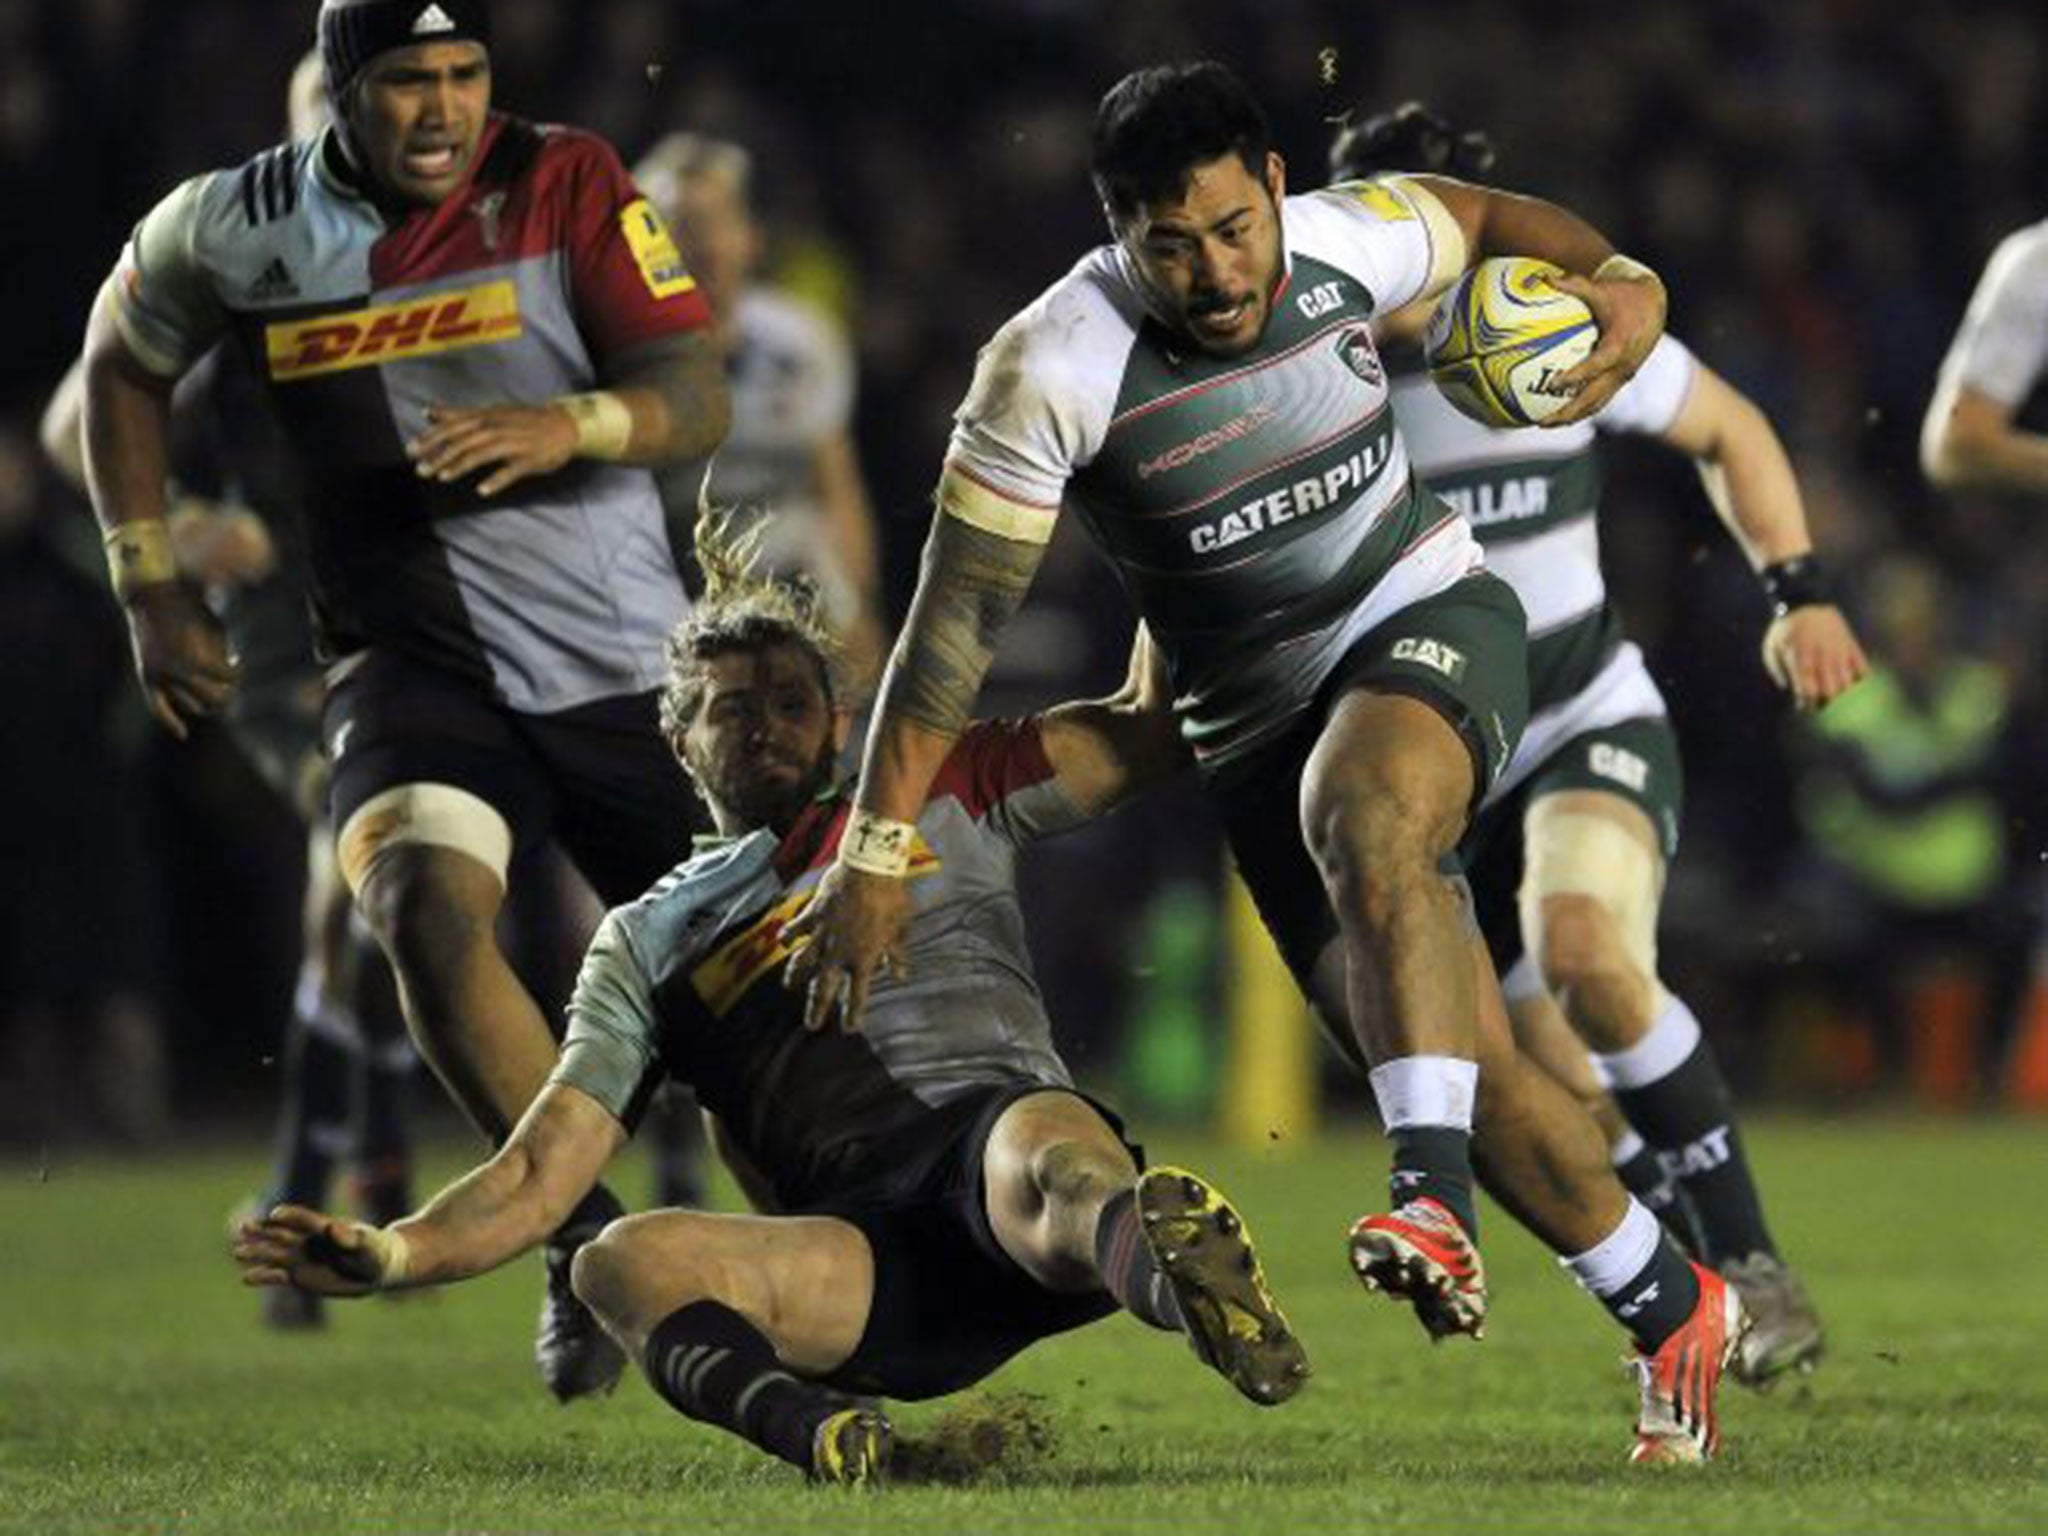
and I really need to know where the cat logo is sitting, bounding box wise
[265,279,522,381]
[1589,742,1650,793]
[1337,326,1382,386]
[1390,636,1466,682]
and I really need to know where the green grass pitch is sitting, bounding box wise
[4,1116,2045,1533]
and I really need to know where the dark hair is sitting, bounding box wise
[1091,61,1273,220]
[1328,101,1497,184]
[657,511,839,753]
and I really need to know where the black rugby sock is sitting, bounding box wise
[643,1300,852,1471]
[1611,1135,1704,1258]
[1612,1034,1777,1266]
[1389,1126,1480,1241]
[267,989,352,1210]
[1093,1187,1184,1332]
[553,1181,627,1250]
[1604,1237,1702,1354]
[1564,1202,1703,1354]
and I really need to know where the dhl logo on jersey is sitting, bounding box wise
[691,842,940,1019]
[265,279,522,381]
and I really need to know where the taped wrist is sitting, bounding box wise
[1592,252,1660,286]
[103,519,180,601]
[556,391,635,460]
[1760,554,1830,616]
[361,1223,413,1287]
[839,807,916,878]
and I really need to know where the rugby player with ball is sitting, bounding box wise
[1333,101,1869,1385]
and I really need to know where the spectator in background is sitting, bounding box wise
[1795,555,2034,1104]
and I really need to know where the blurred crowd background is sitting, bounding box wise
[6,0,2048,1146]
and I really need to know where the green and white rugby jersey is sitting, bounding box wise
[939,179,1481,769]
[1389,332,1698,801]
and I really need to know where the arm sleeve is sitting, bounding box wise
[1940,227,2048,407]
[562,134,715,362]
[108,175,229,378]
[1297,178,1448,317]
[1594,332,1699,436]
[549,911,664,1131]
[930,718,1090,845]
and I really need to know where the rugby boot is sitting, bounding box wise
[1347,1196,1488,1341]
[1137,1166,1311,1406]
[810,1404,893,1487]
[1720,1252,1824,1387]
[1629,1262,1749,1465]
[535,1185,627,1401]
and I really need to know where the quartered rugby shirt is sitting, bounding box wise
[108,113,712,713]
[552,720,1084,1211]
[938,179,1483,772]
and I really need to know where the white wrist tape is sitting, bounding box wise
[361,1223,413,1287]
[1592,252,1659,286]
[839,807,916,878]
[556,391,634,460]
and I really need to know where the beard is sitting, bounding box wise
[702,733,843,834]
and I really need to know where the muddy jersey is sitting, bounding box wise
[659,289,859,616]
[1934,218,2048,436]
[107,114,713,714]
[941,180,1483,770]
[1390,332,1695,714]
[552,720,1084,1210]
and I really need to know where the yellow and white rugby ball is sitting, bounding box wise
[1424,257,1597,428]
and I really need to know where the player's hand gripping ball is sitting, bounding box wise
[1425,257,1598,428]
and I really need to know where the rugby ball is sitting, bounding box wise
[1424,257,1597,428]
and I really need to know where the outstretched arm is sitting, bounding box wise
[1658,361,1870,709]
[1407,176,1666,425]
[233,1084,625,1296]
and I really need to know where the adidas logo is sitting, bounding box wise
[250,257,298,301]
[1617,1280,1662,1319]
[412,3,456,34]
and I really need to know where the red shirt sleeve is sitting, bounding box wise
[558,132,712,359]
[928,719,1059,821]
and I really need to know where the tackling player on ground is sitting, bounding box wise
[79,0,728,1397]
[233,551,1307,1485]
[1331,101,1869,1383]
[789,62,1747,1461]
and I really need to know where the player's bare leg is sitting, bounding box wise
[356,842,627,1400]
[980,1090,1307,1405]
[1300,691,1486,1325]
[1522,789,1820,1383]
[571,1212,888,1484]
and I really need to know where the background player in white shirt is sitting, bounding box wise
[1922,218,2048,498]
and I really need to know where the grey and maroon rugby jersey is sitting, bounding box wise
[939,179,1483,770]
[107,115,713,713]
[552,719,1083,1209]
